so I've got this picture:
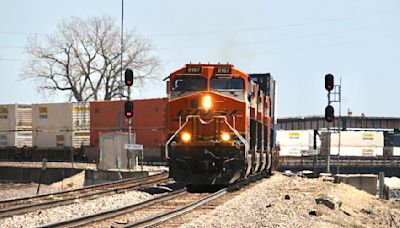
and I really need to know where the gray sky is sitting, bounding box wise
[0,0,399,117]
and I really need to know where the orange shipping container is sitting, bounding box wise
[90,98,167,147]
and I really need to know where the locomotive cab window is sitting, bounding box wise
[211,77,244,91]
[172,76,207,92]
[211,77,245,99]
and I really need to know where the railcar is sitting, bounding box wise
[165,64,277,186]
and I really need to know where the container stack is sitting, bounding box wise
[32,102,90,148]
[90,98,167,162]
[0,104,32,147]
[330,131,384,156]
[383,131,400,157]
[276,130,317,156]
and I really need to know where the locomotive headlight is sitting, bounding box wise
[221,132,231,142]
[202,95,212,110]
[181,132,191,142]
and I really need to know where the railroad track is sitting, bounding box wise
[0,172,170,218]
[41,172,268,228]
[0,183,34,190]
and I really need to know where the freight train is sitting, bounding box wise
[164,64,277,186]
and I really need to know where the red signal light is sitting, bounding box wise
[325,74,334,91]
[325,105,334,122]
[125,69,133,87]
[124,101,134,118]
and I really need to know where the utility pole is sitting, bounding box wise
[119,0,124,131]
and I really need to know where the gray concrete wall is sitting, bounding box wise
[335,174,378,195]
[0,166,149,186]
[0,166,82,184]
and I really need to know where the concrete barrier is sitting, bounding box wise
[334,174,377,195]
[0,166,82,184]
[0,166,148,186]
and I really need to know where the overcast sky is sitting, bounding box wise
[0,0,399,117]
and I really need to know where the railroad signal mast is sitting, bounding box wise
[125,69,134,170]
[324,73,342,173]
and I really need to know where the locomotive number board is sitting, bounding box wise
[186,66,202,74]
[215,67,232,74]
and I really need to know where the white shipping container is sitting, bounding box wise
[33,131,73,148]
[330,131,384,148]
[0,131,32,147]
[279,146,309,157]
[330,146,383,156]
[393,147,400,156]
[276,130,315,147]
[73,130,90,148]
[32,102,89,131]
[0,104,32,131]
[33,130,90,148]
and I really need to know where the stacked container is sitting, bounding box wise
[32,102,89,148]
[90,98,167,161]
[0,104,32,147]
[330,131,384,156]
[276,130,317,156]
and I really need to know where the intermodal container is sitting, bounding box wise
[279,146,309,157]
[90,98,167,147]
[32,130,90,148]
[330,146,383,156]
[276,130,314,147]
[330,131,383,148]
[32,102,89,131]
[0,104,32,131]
[0,131,32,147]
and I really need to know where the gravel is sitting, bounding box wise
[181,173,400,228]
[0,190,154,227]
[0,183,61,200]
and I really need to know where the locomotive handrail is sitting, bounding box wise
[220,116,249,158]
[165,115,249,159]
[165,115,194,158]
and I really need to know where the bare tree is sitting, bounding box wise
[23,16,160,102]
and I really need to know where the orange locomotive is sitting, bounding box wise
[165,64,276,186]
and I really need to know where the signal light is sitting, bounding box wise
[125,69,133,87]
[325,74,334,91]
[325,105,334,122]
[124,101,133,118]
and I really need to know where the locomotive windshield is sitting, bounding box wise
[211,78,244,90]
[172,76,207,91]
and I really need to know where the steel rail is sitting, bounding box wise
[124,188,227,228]
[39,189,187,228]
[0,172,169,218]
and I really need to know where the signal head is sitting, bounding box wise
[325,105,334,122]
[325,74,334,91]
[125,69,134,87]
[124,101,134,118]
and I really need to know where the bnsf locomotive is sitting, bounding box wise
[165,64,276,186]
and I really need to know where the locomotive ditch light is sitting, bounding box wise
[221,132,231,142]
[181,132,191,142]
[202,95,212,110]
